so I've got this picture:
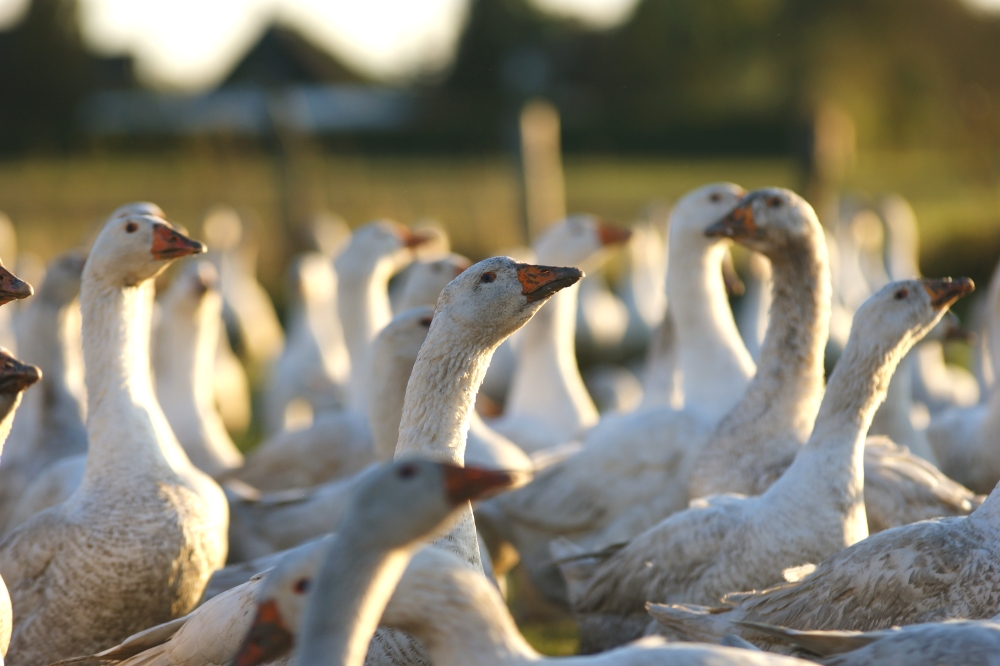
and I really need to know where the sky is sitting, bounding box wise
[0,0,996,90]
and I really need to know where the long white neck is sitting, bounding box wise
[337,260,394,409]
[504,283,597,438]
[668,241,755,421]
[395,317,498,571]
[0,393,23,459]
[368,346,418,461]
[79,279,185,489]
[292,522,413,666]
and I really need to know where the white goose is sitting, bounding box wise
[154,260,244,477]
[0,209,229,665]
[0,349,42,660]
[490,215,631,453]
[477,184,753,605]
[396,254,471,312]
[557,274,968,652]
[0,252,86,531]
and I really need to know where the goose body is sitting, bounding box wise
[0,208,228,665]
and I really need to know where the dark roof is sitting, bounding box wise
[222,25,368,88]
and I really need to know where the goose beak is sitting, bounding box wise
[231,599,294,666]
[0,264,33,306]
[597,221,632,246]
[0,350,41,393]
[516,264,583,304]
[706,202,756,239]
[151,223,207,260]
[922,277,974,311]
[442,464,528,505]
[398,228,435,250]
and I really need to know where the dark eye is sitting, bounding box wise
[709,193,722,203]
[894,288,908,300]
[419,316,433,327]
[398,463,418,479]
[293,578,310,594]
[480,272,496,283]
[125,222,138,233]
[766,196,782,208]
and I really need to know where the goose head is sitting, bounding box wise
[86,208,206,287]
[400,253,472,309]
[433,256,583,345]
[0,347,41,421]
[202,205,244,252]
[36,250,86,307]
[109,201,166,221]
[669,182,747,251]
[232,458,522,666]
[336,219,435,277]
[533,214,631,268]
[0,260,33,306]
[705,187,821,256]
[847,277,974,362]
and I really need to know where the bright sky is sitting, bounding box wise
[0,0,639,90]
[0,0,996,90]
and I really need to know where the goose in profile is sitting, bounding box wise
[557,274,968,652]
[0,349,42,660]
[0,251,86,531]
[490,215,631,453]
[154,260,244,477]
[0,208,229,665]
[477,184,753,606]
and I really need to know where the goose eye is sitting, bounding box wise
[419,316,433,327]
[766,197,782,208]
[480,272,496,284]
[709,193,722,203]
[293,578,310,594]
[125,222,138,233]
[894,288,908,300]
[398,463,418,479]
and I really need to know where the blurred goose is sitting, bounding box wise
[0,349,42,660]
[0,252,85,531]
[738,615,1000,665]
[0,213,20,352]
[51,459,518,666]
[686,190,980,533]
[557,275,966,652]
[490,215,630,453]
[615,217,668,358]
[735,252,772,362]
[575,271,629,360]
[203,206,285,369]
[477,184,752,606]
[154,260,244,476]
[263,253,350,434]
[397,253,471,312]
[213,322,252,437]
[0,208,228,665]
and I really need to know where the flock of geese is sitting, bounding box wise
[0,183,996,665]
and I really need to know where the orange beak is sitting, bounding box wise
[922,277,974,311]
[397,227,435,250]
[151,223,207,260]
[516,264,583,304]
[705,202,757,240]
[442,463,525,505]
[0,263,33,306]
[597,221,632,246]
[0,350,41,394]
[231,599,294,666]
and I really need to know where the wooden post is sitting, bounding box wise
[520,99,567,241]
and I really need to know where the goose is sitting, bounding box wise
[476,183,753,605]
[263,253,350,434]
[49,459,519,666]
[0,214,21,352]
[226,258,566,561]
[154,260,244,476]
[0,349,42,660]
[615,217,667,358]
[213,318,253,437]
[927,254,1000,493]
[396,253,471,312]
[555,274,968,652]
[0,209,230,665]
[202,205,285,369]
[489,215,630,453]
[736,615,1000,665]
[575,271,629,361]
[685,189,980,533]
[735,252,772,362]
[0,252,86,531]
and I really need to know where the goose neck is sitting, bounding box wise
[337,261,394,407]
[667,242,755,418]
[293,523,413,666]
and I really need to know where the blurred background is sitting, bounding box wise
[2,0,1000,301]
